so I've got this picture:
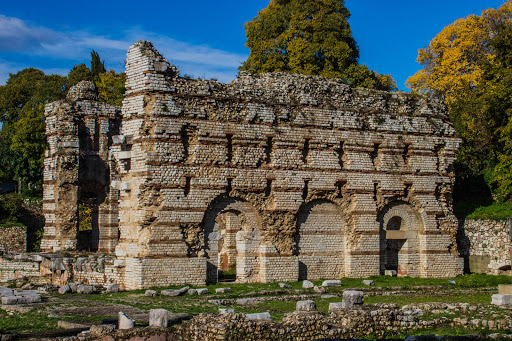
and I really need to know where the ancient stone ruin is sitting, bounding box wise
[40,41,463,289]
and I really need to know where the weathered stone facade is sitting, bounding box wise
[458,219,512,275]
[41,41,463,289]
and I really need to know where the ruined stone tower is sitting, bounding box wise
[41,41,463,289]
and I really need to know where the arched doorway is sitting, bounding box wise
[202,197,262,283]
[296,200,345,280]
[379,202,422,277]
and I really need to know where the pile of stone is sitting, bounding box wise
[0,287,42,305]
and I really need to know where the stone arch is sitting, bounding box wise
[378,201,422,277]
[202,196,262,284]
[295,199,346,280]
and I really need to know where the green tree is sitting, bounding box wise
[90,50,106,77]
[410,3,512,208]
[0,68,66,192]
[67,63,93,88]
[96,70,126,106]
[240,0,396,91]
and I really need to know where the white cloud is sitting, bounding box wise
[0,15,247,83]
[0,15,59,52]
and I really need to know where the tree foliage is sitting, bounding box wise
[408,1,512,205]
[96,70,126,106]
[240,0,397,91]
[0,50,125,195]
[90,50,106,77]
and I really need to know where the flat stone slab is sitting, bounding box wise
[296,300,316,311]
[77,285,96,294]
[492,294,512,305]
[196,288,208,295]
[499,285,512,295]
[245,312,272,321]
[322,280,341,287]
[329,302,344,312]
[145,290,158,297]
[219,308,235,314]
[279,283,292,289]
[215,287,231,293]
[236,298,260,305]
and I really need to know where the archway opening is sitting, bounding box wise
[379,203,422,277]
[203,197,261,284]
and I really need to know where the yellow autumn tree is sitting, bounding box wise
[406,1,512,103]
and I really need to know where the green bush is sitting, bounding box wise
[466,201,512,220]
[0,193,24,224]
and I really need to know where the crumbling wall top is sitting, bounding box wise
[67,81,100,101]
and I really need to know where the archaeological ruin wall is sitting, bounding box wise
[41,41,463,289]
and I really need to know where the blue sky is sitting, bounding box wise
[0,0,507,90]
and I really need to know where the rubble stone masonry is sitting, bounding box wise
[41,41,463,289]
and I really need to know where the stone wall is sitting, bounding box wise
[458,219,512,274]
[41,40,464,289]
[78,303,512,341]
[0,226,26,253]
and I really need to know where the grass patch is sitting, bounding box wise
[466,201,512,220]
[365,293,491,306]
[0,309,59,332]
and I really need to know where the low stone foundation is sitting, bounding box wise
[53,303,512,341]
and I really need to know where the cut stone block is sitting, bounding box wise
[279,283,292,289]
[215,287,231,293]
[58,285,71,295]
[18,295,41,304]
[106,283,120,293]
[196,288,208,295]
[492,294,512,305]
[68,283,79,293]
[303,280,314,289]
[363,280,374,286]
[245,312,272,321]
[118,311,134,329]
[0,287,13,297]
[149,309,169,327]
[77,285,96,294]
[296,300,316,311]
[236,298,260,305]
[145,290,158,297]
[329,302,344,312]
[187,289,198,295]
[219,308,235,314]
[498,285,512,295]
[384,270,397,277]
[1,296,18,305]
[314,286,326,294]
[161,289,181,296]
[322,280,341,287]
[343,290,364,308]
